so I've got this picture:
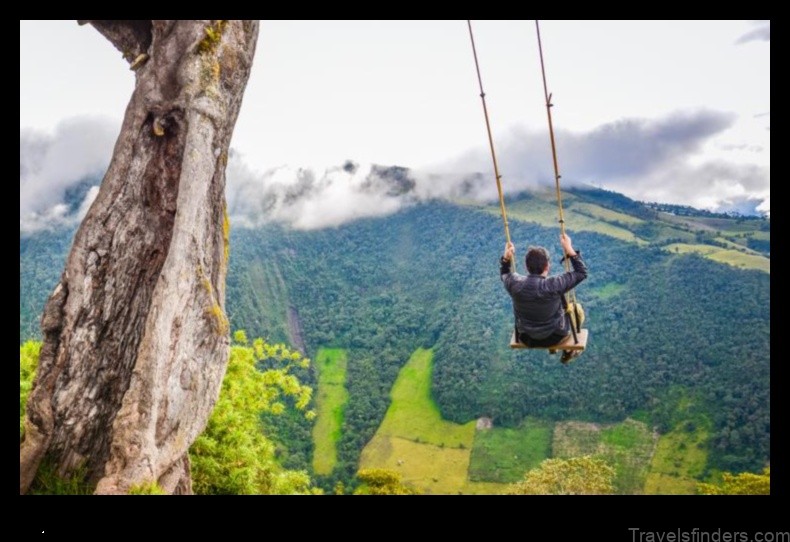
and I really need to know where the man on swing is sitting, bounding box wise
[500,233,588,363]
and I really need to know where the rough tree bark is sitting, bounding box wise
[20,20,259,494]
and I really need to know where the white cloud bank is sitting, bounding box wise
[20,109,769,233]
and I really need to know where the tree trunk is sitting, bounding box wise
[20,20,259,495]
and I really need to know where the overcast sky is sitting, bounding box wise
[20,20,770,230]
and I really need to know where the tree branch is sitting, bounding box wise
[78,20,153,61]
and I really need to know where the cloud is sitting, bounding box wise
[555,114,769,214]
[756,196,770,217]
[736,21,770,44]
[21,110,769,234]
[225,156,413,230]
[20,117,118,232]
[634,161,769,212]
[431,110,735,185]
[753,111,770,133]
[225,108,768,227]
[718,143,763,153]
[552,110,735,181]
[423,109,769,214]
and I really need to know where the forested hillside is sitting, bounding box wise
[20,190,770,489]
[226,196,769,483]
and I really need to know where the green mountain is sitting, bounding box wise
[19,187,770,490]
[477,187,769,271]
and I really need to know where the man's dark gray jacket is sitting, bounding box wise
[500,253,588,342]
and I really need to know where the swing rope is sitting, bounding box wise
[536,19,582,334]
[468,19,582,337]
[467,20,513,266]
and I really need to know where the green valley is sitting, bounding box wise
[20,187,770,493]
[312,348,349,475]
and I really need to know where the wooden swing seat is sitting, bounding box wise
[510,328,588,350]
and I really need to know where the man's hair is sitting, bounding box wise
[526,246,550,275]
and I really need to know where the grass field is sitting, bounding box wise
[644,422,709,495]
[358,348,478,494]
[359,433,510,495]
[360,435,472,494]
[569,202,645,225]
[360,346,709,494]
[499,200,642,243]
[375,348,475,448]
[468,418,553,483]
[651,224,697,244]
[311,348,349,475]
[599,419,658,494]
[552,421,602,457]
[552,418,658,494]
[664,243,770,273]
[644,391,711,495]
[707,250,770,273]
[467,415,701,494]
[713,236,763,254]
[656,213,764,233]
[692,216,767,233]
